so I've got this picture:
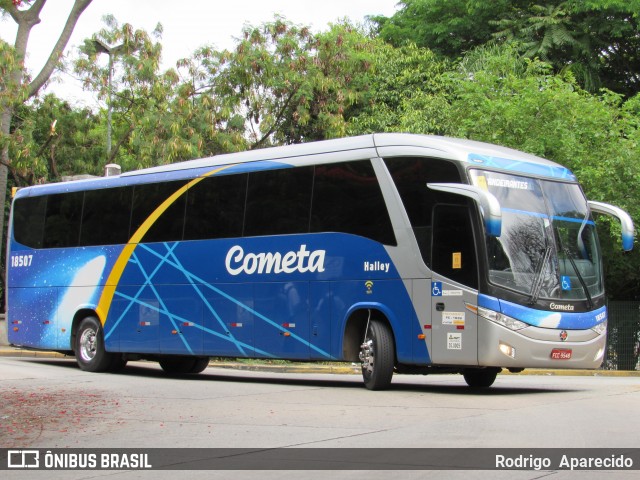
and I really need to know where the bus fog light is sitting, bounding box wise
[594,347,604,362]
[499,342,516,358]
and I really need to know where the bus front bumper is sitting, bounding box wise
[477,317,607,370]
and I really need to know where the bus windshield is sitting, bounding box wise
[469,169,603,302]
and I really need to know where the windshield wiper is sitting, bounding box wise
[564,249,593,309]
[555,226,594,309]
[528,245,552,305]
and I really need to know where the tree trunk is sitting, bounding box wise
[0,0,93,309]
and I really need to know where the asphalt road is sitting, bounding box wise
[1,356,639,480]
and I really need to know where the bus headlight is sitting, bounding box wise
[591,321,607,335]
[478,306,528,331]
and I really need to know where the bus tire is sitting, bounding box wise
[75,316,114,372]
[109,354,128,372]
[463,368,499,388]
[359,319,395,390]
[159,356,210,375]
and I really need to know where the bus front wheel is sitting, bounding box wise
[463,368,499,388]
[75,316,115,372]
[359,319,395,390]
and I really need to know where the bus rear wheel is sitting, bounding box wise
[75,316,115,372]
[359,319,395,390]
[159,356,210,375]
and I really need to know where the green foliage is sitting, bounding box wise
[10,95,103,183]
[371,0,510,57]
[372,0,640,97]
[2,11,639,298]
[0,39,29,166]
[444,46,640,297]
[201,18,380,147]
[348,43,452,135]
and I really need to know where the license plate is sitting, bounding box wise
[551,349,572,360]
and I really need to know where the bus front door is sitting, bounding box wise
[429,204,479,366]
[430,276,478,366]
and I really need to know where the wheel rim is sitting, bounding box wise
[79,327,97,363]
[359,338,374,377]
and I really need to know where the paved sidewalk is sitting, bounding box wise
[1,345,638,377]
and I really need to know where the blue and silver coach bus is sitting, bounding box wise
[6,134,634,389]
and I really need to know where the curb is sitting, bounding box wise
[1,346,638,377]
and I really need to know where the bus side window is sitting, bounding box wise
[43,192,84,248]
[13,195,47,249]
[431,204,478,289]
[184,173,247,241]
[311,161,396,245]
[80,187,133,246]
[132,181,188,243]
[244,166,314,237]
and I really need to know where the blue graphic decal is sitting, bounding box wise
[468,153,576,181]
[7,246,120,350]
[561,276,572,291]
[431,282,442,296]
[8,232,429,364]
[479,294,606,329]
[622,231,634,252]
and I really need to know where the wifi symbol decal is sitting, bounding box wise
[365,280,374,294]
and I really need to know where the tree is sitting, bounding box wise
[201,18,379,147]
[75,16,251,169]
[346,40,639,297]
[75,15,167,168]
[371,0,640,96]
[348,43,452,135]
[0,0,93,307]
[370,0,515,57]
[446,46,640,298]
[9,94,103,184]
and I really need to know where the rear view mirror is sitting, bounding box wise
[588,201,635,251]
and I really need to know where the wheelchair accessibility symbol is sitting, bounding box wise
[432,281,443,296]
[561,276,572,291]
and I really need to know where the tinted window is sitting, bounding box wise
[384,157,462,264]
[311,160,395,245]
[184,174,246,240]
[244,166,314,237]
[80,187,133,246]
[43,192,84,248]
[132,181,187,243]
[432,204,478,288]
[13,195,46,248]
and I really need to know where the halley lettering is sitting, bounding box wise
[363,261,390,273]
[226,245,326,276]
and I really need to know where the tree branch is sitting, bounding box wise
[28,0,93,97]
[251,88,298,149]
[109,123,135,163]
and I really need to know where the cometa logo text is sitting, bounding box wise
[550,303,575,311]
[225,244,326,276]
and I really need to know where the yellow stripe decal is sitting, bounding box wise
[96,165,234,325]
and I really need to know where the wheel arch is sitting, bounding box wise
[341,303,398,363]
